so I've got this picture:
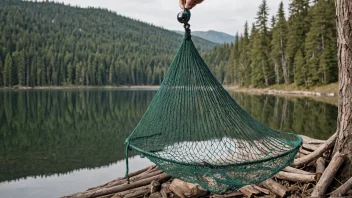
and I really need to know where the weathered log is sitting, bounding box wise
[239,185,261,197]
[128,165,157,178]
[330,177,352,196]
[223,192,243,197]
[161,182,171,193]
[88,165,156,191]
[169,179,207,198]
[300,135,326,144]
[311,152,346,197]
[252,185,270,195]
[149,192,162,198]
[262,178,288,197]
[210,192,243,198]
[315,157,325,181]
[160,182,172,198]
[292,133,337,167]
[299,148,312,155]
[100,169,164,193]
[113,185,150,198]
[169,183,185,198]
[65,173,171,198]
[275,171,316,183]
[296,152,306,158]
[90,166,159,192]
[302,143,320,151]
[283,166,315,175]
[245,185,261,195]
[150,180,160,194]
[160,189,168,198]
[128,170,164,184]
[239,187,254,198]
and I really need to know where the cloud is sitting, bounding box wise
[50,0,290,35]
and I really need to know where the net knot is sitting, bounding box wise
[184,23,191,40]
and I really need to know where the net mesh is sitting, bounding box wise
[125,28,302,194]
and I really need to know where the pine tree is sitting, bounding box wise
[271,2,289,84]
[17,51,26,86]
[253,0,273,86]
[239,22,251,86]
[81,62,86,85]
[98,61,104,86]
[108,63,114,85]
[286,0,310,83]
[249,24,264,86]
[294,48,306,86]
[30,56,37,86]
[225,33,239,84]
[4,53,13,87]
[48,53,55,86]
[67,62,73,85]
[11,51,20,86]
[0,57,3,86]
[305,0,336,85]
[75,62,82,85]
[36,56,44,86]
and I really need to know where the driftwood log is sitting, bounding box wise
[292,133,337,166]
[311,152,346,197]
[63,133,352,198]
[261,178,288,197]
[330,177,352,197]
[275,171,316,183]
[282,166,314,175]
[299,135,326,144]
[315,157,325,181]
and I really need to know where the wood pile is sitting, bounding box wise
[63,133,352,198]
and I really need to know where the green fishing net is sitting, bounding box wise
[125,10,302,194]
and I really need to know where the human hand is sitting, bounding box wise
[179,0,204,9]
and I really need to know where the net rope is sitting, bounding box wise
[125,12,302,194]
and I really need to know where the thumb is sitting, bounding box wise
[179,0,186,9]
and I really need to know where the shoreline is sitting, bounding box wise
[0,84,338,98]
[226,86,337,97]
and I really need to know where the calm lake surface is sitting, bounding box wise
[0,89,337,198]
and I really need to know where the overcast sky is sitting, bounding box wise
[51,0,290,35]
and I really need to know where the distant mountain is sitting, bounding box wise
[175,30,235,44]
[0,0,218,87]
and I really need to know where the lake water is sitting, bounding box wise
[0,89,337,198]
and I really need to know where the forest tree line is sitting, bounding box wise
[0,0,338,88]
[203,0,337,87]
[0,0,216,87]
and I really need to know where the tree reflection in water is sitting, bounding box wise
[0,90,337,183]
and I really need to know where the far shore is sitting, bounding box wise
[0,83,338,98]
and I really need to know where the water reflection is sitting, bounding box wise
[230,92,337,139]
[0,89,337,194]
[0,89,155,184]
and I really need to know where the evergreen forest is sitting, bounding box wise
[0,0,216,87]
[0,0,338,88]
[203,0,337,87]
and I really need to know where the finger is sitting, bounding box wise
[196,0,204,4]
[185,2,196,9]
[179,0,185,9]
[185,0,202,9]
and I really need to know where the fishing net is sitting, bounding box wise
[125,9,302,194]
